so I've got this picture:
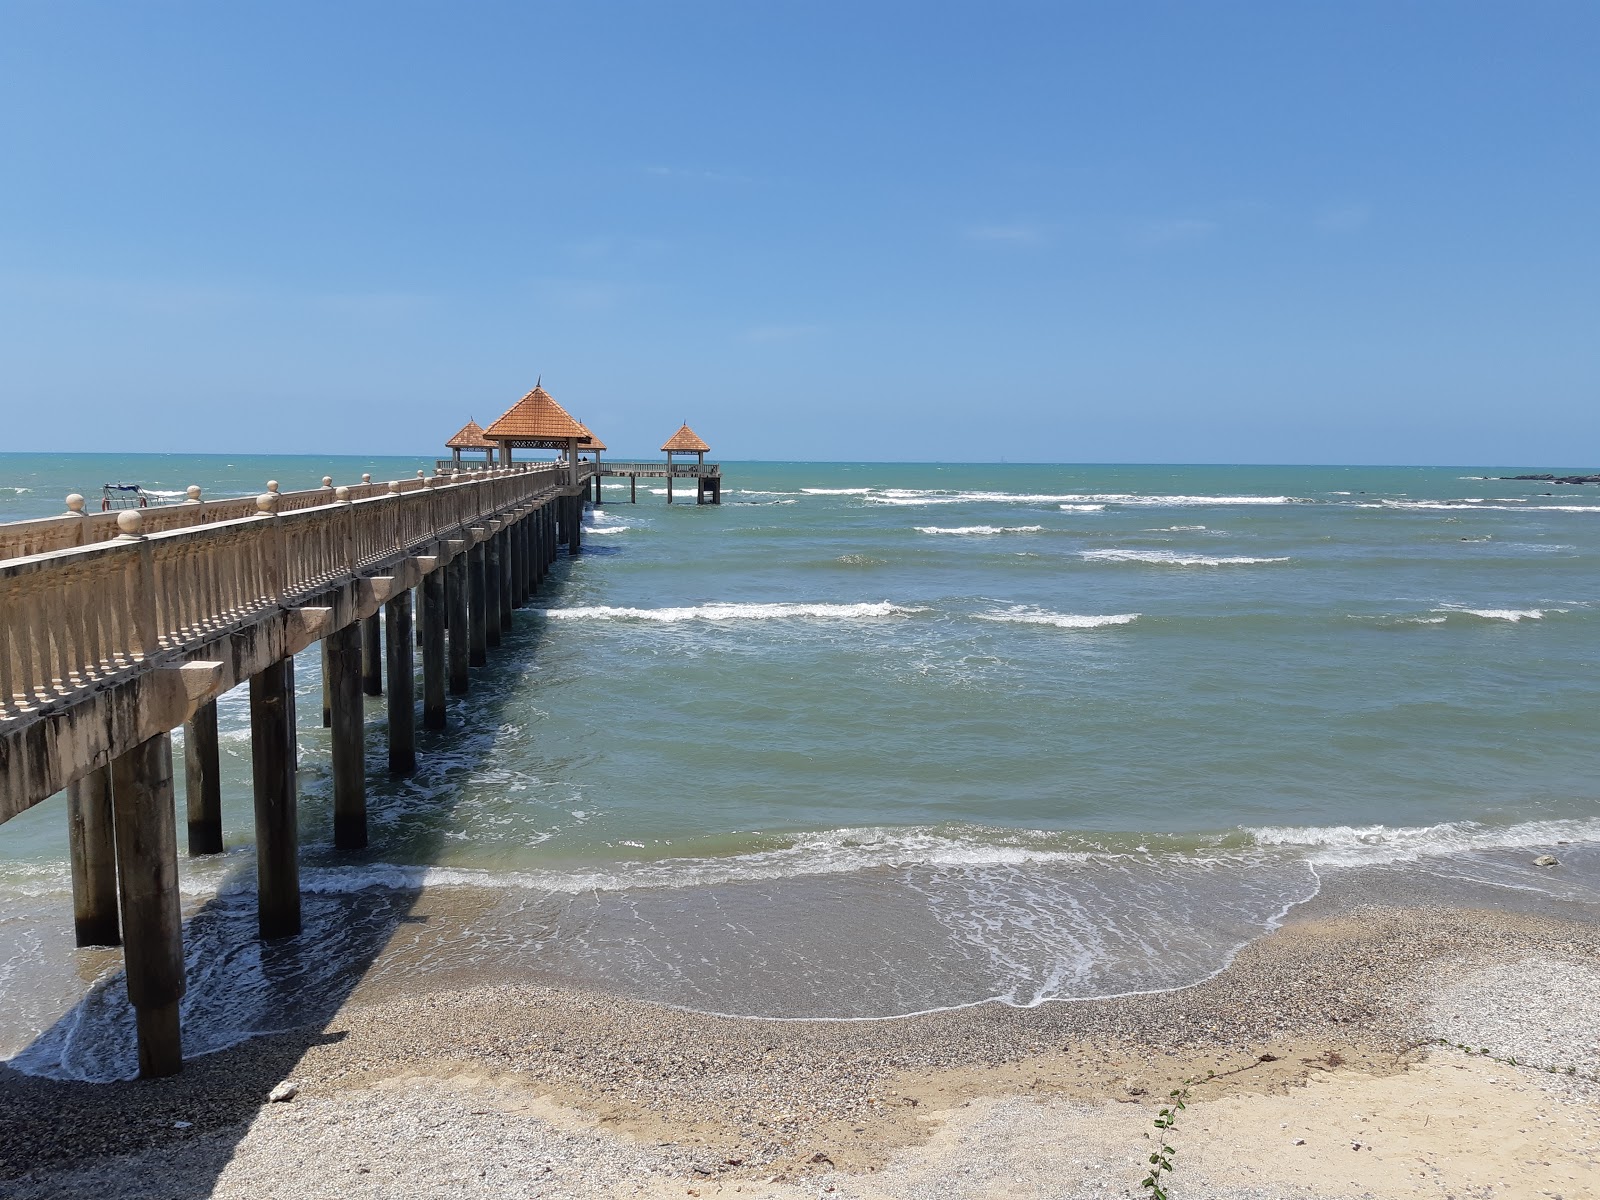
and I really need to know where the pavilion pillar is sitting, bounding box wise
[516,514,531,606]
[667,475,674,505]
[631,476,636,504]
[183,699,224,855]
[67,765,119,947]
[111,732,185,1078]
[567,495,582,553]
[328,619,365,850]
[484,530,503,648]
[250,657,301,939]
[468,538,488,667]
[447,548,471,693]
[386,589,416,775]
[361,613,383,696]
[498,528,514,630]
[421,568,447,729]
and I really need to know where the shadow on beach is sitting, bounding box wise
[0,550,580,1195]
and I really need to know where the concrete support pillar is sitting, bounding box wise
[250,657,301,939]
[183,700,224,856]
[361,613,383,696]
[386,589,416,775]
[667,476,674,504]
[328,619,365,850]
[447,551,471,693]
[110,733,184,1078]
[568,495,583,553]
[68,766,119,947]
[421,568,447,729]
[468,540,488,667]
[631,476,636,503]
[321,641,332,727]
[498,528,514,631]
[483,533,502,649]
[514,516,529,607]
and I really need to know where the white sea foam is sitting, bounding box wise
[801,487,875,495]
[1080,549,1289,566]
[144,488,188,499]
[864,490,1094,506]
[915,525,1045,536]
[541,601,927,623]
[1434,605,1563,622]
[1057,503,1107,512]
[1249,817,1600,868]
[1145,525,1207,532]
[976,606,1140,630]
[1058,494,1302,507]
[0,486,31,495]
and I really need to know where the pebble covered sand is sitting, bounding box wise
[3,889,1599,1199]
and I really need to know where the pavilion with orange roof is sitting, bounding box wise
[481,382,591,485]
[444,419,495,465]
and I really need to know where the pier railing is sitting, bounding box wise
[598,462,720,477]
[0,465,560,562]
[1,465,576,726]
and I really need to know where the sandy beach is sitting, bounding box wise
[4,875,1597,1200]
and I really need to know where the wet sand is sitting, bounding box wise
[3,875,1599,1198]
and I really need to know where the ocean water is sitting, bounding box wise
[2,455,1599,1079]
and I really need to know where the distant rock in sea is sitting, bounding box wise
[1501,473,1600,484]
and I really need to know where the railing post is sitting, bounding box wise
[115,510,161,660]
[257,488,285,604]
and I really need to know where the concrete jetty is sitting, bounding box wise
[0,381,724,1078]
[0,461,589,1076]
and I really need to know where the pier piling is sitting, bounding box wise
[386,590,416,775]
[497,527,513,630]
[67,766,119,947]
[468,539,488,667]
[249,658,301,939]
[183,700,224,855]
[421,568,447,729]
[447,546,471,693]
[484,528,503,648]
[329,620,366,849]
[110,733,184,1078]
[361,613,383,696]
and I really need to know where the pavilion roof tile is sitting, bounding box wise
[445,419,494,450]
[483,385,589,443]
[661,423,710,453]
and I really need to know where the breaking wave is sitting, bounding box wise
[975,606,1140,630]
[915,525,1046,536]
[1080,549,1290,566]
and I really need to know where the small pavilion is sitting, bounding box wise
[444,420,495,465]
[482,383,590,485]
[660,424,716,504]
[662,423,710,467]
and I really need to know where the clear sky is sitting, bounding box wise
[1,2,1596,463]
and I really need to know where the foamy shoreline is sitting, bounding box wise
[4,879,1598,1198]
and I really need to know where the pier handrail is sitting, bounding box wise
[597,462,721,477]
[0,465,581,730]
[0,464,557,561]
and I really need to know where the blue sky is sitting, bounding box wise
[1,2,1595,463]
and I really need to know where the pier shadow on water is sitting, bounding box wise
[0,548,584,1195]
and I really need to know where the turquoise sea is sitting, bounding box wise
[2,453,1599,1079]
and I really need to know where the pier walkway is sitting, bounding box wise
[0,462,595,1076]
